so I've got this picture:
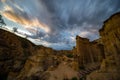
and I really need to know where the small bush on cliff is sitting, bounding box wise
[71,77,78,80]
[13,27,18,32]
[66,53,73,58]
[0,15,6,27]
[79,66,85,70]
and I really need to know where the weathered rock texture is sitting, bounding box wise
[99,12,120,70]
[73,35,104,69]
[0,29,35,80]
[0,29,77,80]
[87,12,120,80]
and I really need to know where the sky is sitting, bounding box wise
[0,0,120,50]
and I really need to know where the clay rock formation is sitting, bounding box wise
[46,62,79,80]
[17,49,78,80]
[87,12,120,80]
[16,47,60,80]
[0,29,35,80]
[0,29,57,80]
[73,35,104,69]
[0,29,77,80]
[99,12,120,70]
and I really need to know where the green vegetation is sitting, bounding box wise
[71,77,78,80]
[13,27,18,32]
[0,15,6,27]
[66,53,73,58]
[79,66,85,70]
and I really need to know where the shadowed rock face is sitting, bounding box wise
[87,12,120,80]
[0,29,35,79]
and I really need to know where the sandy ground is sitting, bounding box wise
[48,62,79,80]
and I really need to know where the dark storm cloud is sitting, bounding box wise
[41,0,120,42]
[0,0,120,49]
[42,0,120,28]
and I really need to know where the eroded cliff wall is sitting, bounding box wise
[87,12,120,80]
[0,29,35,80]
[0,29,77,80]
[0,29,59,80]
[73,35,104,69]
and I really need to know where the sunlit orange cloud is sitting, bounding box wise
[2,11,50,33]
[1,0,6,2]
[31,18,50,33]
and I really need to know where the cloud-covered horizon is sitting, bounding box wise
[0,0,120,50]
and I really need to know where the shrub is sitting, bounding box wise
[71,77,78,80]
[66,53,73,58]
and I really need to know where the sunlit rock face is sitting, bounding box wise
[99,13,120,68]
[99,12,120,72]
[17,49,78,80]
[73,35,104,69]
[87,12,120,80]
[16,47,60,80]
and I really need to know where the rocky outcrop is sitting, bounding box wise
[0,29,35,80]
[99,12,120,70]
[87,12,120,80]
[46,62,79,80]
[16,47,60,80]
[73,35,104,69]
[0,29,53,79]
[0,29,78,80]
